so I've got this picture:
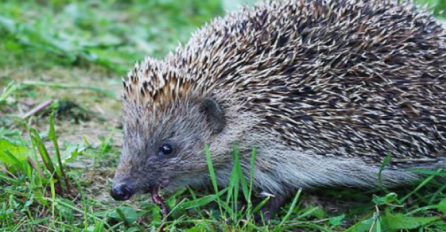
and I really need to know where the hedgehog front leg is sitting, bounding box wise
[254,191,290,221]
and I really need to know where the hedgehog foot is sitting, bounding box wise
[253,191,289,222]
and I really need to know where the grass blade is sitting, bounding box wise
[377,153,391,192]
[274,188,302,231]
[400,169,442,202]
[204,145,223,216]
[0,81,19,104]
[30,129,57,178]
[48,111,70,191]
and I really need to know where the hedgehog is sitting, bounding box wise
[110,0,446,217]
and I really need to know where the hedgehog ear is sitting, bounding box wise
[200,98,226,134]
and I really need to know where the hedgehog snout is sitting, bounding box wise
[110,184,134,201]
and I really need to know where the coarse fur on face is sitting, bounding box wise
[114,97,210,193]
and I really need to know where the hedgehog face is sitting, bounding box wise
[111,97,225,201]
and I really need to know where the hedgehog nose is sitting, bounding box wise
[110,184,134,201]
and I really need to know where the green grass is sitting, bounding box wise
[1,0,446,231]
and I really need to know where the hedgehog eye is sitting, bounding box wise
[158,143,173,157]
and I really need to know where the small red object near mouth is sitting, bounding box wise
[151,186,169,217]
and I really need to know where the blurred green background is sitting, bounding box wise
[0,0,443,75]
